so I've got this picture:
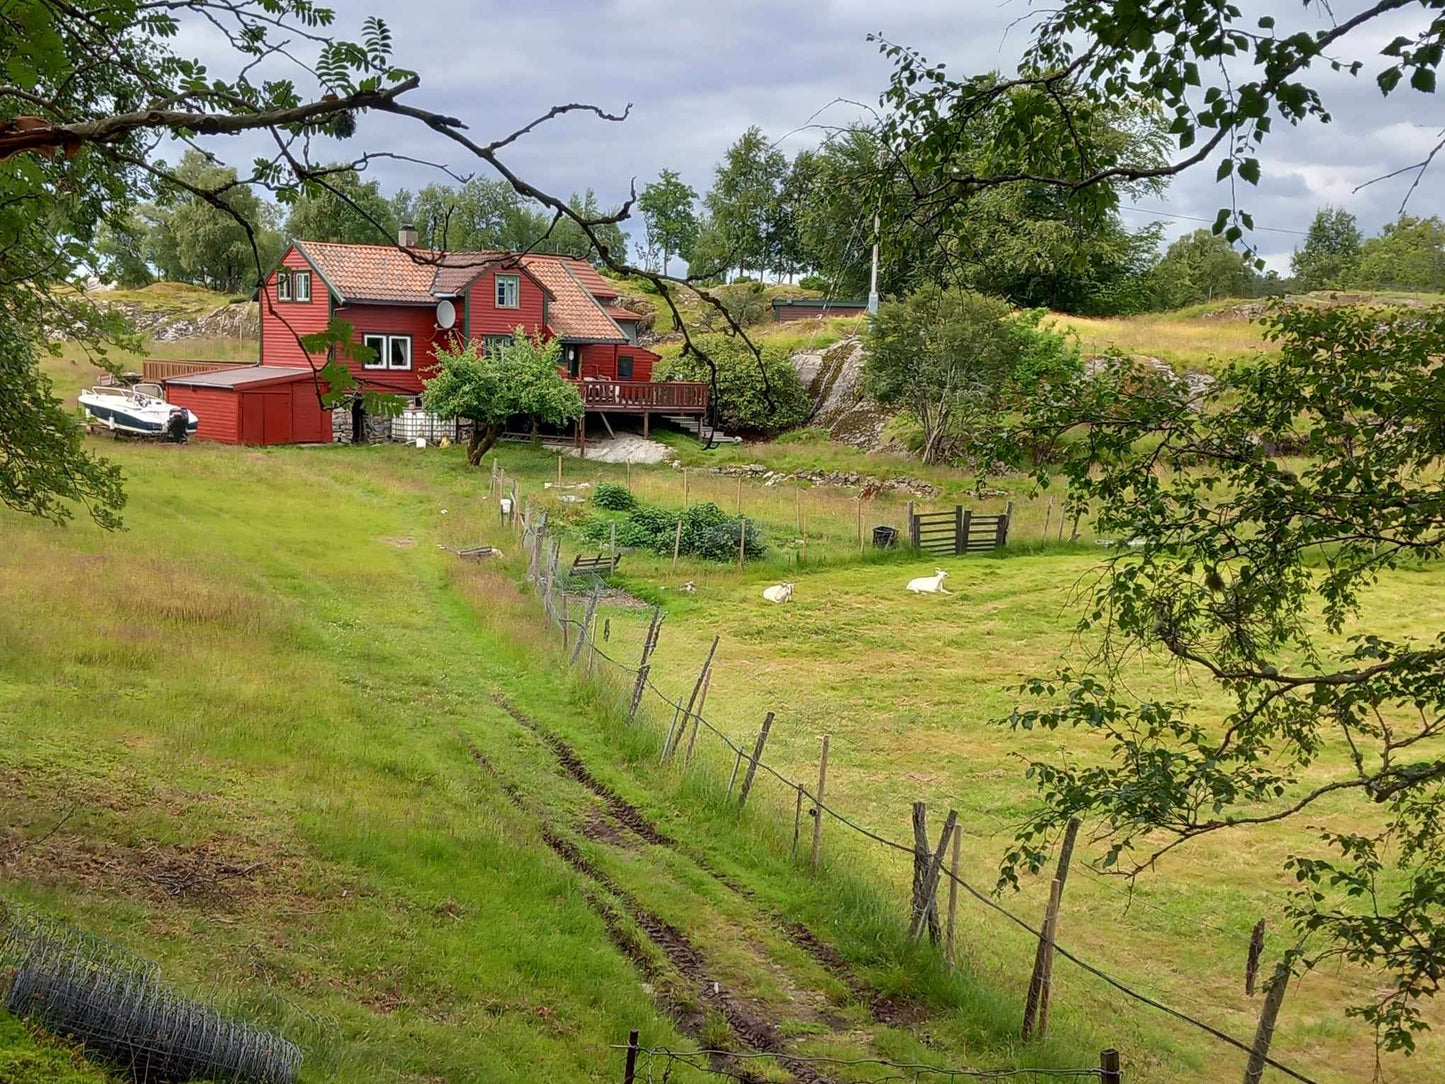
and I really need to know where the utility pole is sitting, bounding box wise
[867,147,884,316]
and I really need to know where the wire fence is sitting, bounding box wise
[0,903,301,1084]
[516,498,1321,1084]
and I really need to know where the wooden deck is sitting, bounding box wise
[572,378,707,414]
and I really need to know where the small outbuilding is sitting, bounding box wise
[163,366,331,445]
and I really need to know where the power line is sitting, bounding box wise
[1121,204,1311,238]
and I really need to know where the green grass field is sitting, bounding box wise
[4,416,1441,1082]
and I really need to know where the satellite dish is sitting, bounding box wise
[435,299,457,329]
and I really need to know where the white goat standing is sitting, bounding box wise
[762,582,795,604]
[906,569,951,595]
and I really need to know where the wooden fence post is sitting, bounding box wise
[561,587,570,652]
[907,501,918,549]
[725,747,743,798]
[953,505,964,556]
[1246,919,1266,996]
[557,453,563,486]
[623,1029,639,1084]
[671,517,684,569]
[610,520,617,563]
[737,517,747,570]
[666,637,717,762]
[1043,497,1054,540]
[628,607,661,723]
[810,735,830,873]
[736,712,774,808]
[682,665,712,768]
[960,509,973,554]
[909,807,958,943]
[858,495,865,555]
[736,473,743,514]
[1034,878,1064,1038]
[571,584,601,667]
[1023,817,1079,1039]
[1100,1049,1122,1084]
[945,825,961,972]
[1242,962,1290,1084]
[996,510,1010,549]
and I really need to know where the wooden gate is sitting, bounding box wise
[907,504,1010,555]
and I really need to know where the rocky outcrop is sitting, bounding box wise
[118,300,260,342]
[686,461,938,498]
[790,336,895,450]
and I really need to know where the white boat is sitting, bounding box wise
[79,382,198,440]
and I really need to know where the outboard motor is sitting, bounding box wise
[165,408,189,443]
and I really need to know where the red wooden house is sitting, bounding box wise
[231,228,705,445]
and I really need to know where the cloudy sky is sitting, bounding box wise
[182,1,1445,273]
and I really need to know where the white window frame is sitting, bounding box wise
[482,334,513,356]
[276,270,292,301]
[294,270,312,302]
[387,335,412,371]
[495,274,520,309]
[362,333,387,370]
[361,333,412,371]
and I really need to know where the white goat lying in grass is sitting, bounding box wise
[906,569,951,595]
[762,582,795,604]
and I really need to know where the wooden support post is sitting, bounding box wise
[667,637,717,762]
[1057,505,1066,542]
[738,517,747,570]
[571,584,602,666]
[511,481,519,531]
[682,666,712,768]
[945,824,961,972]
[1043,497,1053,541]
[996,510,1010,549]
[623,1029,639,1084]
[1035,877,1064,1038]
[627,460,632,487]
[683,467,689,508]
[1023,818,1079,1039]
[736,711,774,808]
[1246,919,1266,996]
[725,747,743,798]
[561,587,570,653]
[810,735,829,873]
[907,500,917,549]
[954,504,964,556]
[610,520,617,563]
[792,785,804,859]
[1069,508,1082,543]
[558,454,563,485]
[628,607,661,724]
[1242,962,1290,1084]
[643,411,650,439]
[858,495,864,556]
[1100,1049,1122,1084]
[671,516,683,569]
[909,806,957,943]
[961,509,973,554]
[736,473,743,514]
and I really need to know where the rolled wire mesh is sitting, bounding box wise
[1,904,301,1084]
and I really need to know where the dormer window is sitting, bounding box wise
[276,269,311,302]
[495,274,519,308]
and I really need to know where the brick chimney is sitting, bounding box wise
[398,223,418,248]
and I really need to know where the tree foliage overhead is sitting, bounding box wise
[284,165,398,246]
[985,303,1445,1052]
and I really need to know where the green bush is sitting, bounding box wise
[798,274,829,293]
[656,335,810,434]
[576,500,765,561]
[593,482,638,511]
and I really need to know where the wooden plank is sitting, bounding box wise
[736,711,774,808]
[810,735,830,872]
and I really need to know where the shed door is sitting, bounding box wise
[262,392,291,444]
[240,393,264,444]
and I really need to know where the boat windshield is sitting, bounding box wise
[133,383,164,400]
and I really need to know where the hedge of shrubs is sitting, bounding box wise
[582,487,765,561]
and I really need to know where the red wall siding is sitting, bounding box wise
[260,248,330,368]
[333,303,457,396]
[291,384,331,443]
[466,268,546,340]
[166,386,240,444]
[577,343,657,381]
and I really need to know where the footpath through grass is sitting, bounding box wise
[2,440,1120,1083]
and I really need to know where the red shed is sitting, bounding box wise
[164,366,330,445]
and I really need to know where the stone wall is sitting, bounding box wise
[330,404,475,445]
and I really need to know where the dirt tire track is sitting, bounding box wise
[488,694,920,1028]
[455,725,831,1084]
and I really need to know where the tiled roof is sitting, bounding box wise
[296,242,543,303]
[557,257,618,298]
[291,240,626,342]
[519,256,627,343]
[609,308,644,320]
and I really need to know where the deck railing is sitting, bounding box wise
[142,359,254,382]
[572,379,707,412]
